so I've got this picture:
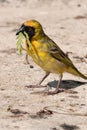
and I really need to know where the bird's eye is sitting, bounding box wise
[28,27,33,32]
[24,26,35,39]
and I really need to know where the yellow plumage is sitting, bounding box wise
[16,20,87,94]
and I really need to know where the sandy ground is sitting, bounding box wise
[0,0,87,130]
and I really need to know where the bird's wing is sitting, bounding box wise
[46,37,74,67]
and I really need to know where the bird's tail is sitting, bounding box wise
[68,66,87,80]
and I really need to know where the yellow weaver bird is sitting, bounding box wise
[16,20,87,95]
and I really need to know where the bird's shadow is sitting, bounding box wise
[48,80,87,90]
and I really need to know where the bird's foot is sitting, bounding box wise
[25,85,47,88]
[43,88,64,95]
[30,88,64,95]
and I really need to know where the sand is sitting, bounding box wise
[0,0,87,130]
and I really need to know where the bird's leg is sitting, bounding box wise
[25,54,34,68]
[38,73,50,85]
[22,47,29,64]
[26,73,50,88]
[25,53,29,64]
[47,74,63,95]
[22,47,30,65]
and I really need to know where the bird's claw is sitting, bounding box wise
[25,85,47,88]
[43,88,64,95]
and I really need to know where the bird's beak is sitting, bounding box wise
[16,25,25,35]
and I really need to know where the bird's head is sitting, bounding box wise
[16,20,44,40]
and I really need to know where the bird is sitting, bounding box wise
[16,19,87,95]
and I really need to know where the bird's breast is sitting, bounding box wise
[26,40,67,74]
[26,40,47,64]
